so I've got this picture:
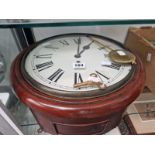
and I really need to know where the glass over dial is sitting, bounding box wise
[23,34,134,97]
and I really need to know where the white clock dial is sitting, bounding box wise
[24,34,133,94]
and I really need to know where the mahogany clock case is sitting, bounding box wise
[10,33,145,135]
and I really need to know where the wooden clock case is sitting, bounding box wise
[10,34,145,135]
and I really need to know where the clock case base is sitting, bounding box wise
[31,109,122,135]
[10,34,145,135]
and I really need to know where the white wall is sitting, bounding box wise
[33,25,129,43]
[32,21,155,43]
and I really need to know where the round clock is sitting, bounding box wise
[11,33,145,135]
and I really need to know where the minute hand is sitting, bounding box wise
[89,37,114,51]
[79,41,94,56]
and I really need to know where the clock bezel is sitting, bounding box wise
[20,33,135,98]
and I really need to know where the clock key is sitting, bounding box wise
[74,73,107,89]
[74,81,106,89]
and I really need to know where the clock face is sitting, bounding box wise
[22,34,134,98]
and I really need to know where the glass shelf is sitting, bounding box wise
[1,19,155,28]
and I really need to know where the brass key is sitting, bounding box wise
[74,81,106,89]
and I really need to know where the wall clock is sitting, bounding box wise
[10,33,145,134]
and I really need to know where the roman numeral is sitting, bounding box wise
[35,54,53,59]
[44,45,59,50]
[103,63,121,70]
[95,71,109,81]
[73,39,78,44]
[36,61,53,72]
[59,40,69,46]
[74,73,83,84]
[48,68,64,82]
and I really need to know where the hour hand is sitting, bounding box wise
[75,40,94,58]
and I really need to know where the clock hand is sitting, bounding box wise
[89,36,136,64]
[74,37,81,58]
[75,40,94,58]
[89,36,114,51]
